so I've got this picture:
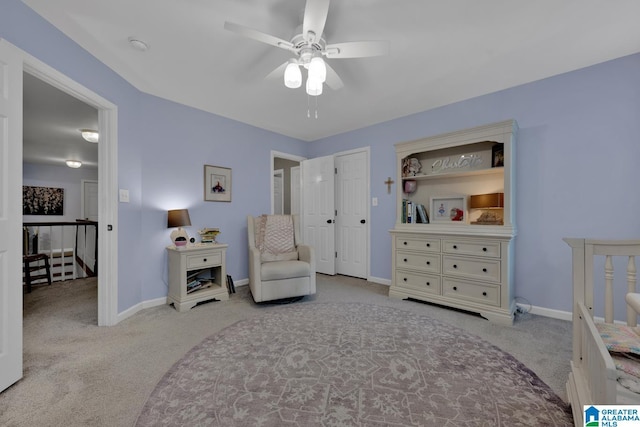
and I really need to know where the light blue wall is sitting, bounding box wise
[310,53,640,313]
[2,0,307,311]
[5,0,640,316]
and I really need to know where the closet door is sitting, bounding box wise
[301,155,335,275]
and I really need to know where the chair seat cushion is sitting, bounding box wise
[261,260,311,281]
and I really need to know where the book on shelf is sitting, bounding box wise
[417,204,429,224]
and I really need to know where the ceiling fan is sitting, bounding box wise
[224,0,389,96]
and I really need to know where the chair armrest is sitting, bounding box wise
[297,245,315,270]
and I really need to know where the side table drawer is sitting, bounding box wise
[443,278,500,307]
[186,252,221,269]
[396,251,440,273]
[442,255,500,282]
[396,236,440,252]
[396,270,441,295]
[442,240,500,258]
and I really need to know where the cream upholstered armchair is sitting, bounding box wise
[247,214,316,303]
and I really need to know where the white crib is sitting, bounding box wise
[564,238,640,426]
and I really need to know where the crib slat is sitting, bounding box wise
[604,255,614,324]
[627,256,637,327]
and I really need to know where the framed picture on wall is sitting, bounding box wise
[204,165,232,202]
[23,186,64,215]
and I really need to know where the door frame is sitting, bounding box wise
[21,44,119,326]
[270,150,306,215]
[273,169,284,214]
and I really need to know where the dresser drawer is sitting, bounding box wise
[443,278,500,307]
[396,236,440,252]
[186,252,221,269]
[396,251,440,273]
[442,239,500,258]
[396,270,441,295]
[442,255,500,282]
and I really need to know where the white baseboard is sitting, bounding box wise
[368,276,391,286]
[116,297,167,324]
[518,303,572,322]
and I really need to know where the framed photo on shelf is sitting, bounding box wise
[430,195,466,223]
[204,165,232,202]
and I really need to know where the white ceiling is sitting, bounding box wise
[21,0,640,145]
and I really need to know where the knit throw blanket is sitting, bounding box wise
[255,215,298,262]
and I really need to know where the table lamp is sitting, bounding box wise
[469,193,504,225]
[167,209,191,246]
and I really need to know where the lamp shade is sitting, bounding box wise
[284,62,302,88]
[469,193,504,209]
[306,77,323,96]
[308,57,326,83]
[167,209,191,228]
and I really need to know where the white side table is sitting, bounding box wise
[167,243,229,312]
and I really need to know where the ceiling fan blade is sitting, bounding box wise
[265,61,289,80]
[324,41,390,58]
[224,21,295,52]
[302,0,330,43]
[324,61,344,90]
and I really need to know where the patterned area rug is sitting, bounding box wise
[136,303,573,426]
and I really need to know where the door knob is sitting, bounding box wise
[360,219,366,224]
[326,219,333,224]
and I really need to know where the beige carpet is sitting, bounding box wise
[0,275,572,426]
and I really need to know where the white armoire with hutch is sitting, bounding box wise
[389,120,517,325]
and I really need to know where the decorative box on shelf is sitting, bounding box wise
[389,120,517,325]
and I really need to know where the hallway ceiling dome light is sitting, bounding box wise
[66,160,82,168]
[80,129,99,143]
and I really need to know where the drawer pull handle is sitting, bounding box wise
[482,247,487,252]
[482,268,487,272]
[426,261,430,265]
[403,241,408,245]
[453,245,457,249]
[453,264,457,269]
[426,243,430,247]
[403,258,408,262]
[403,277,407,282]
[482,292,487,296]
[203,258,207,262]
[426,282,430,286]
[453,286,457,291]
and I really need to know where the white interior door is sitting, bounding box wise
[302,155,335,275]
[335,150,368,278]
[0,40,24,393]
[290,166,301,216]
[81,179,99,221]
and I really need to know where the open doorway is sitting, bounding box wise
[271,151,305,215]
[22,50,119,327]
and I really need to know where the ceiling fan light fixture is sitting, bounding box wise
[66,160,82,168]
[306,77,323,96]
[80,129,99,143]
[284,62,302,89]
[308,57,326,83]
